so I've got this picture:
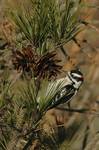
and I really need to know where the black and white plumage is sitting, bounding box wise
[48,69,84,109]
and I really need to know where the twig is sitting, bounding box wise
[56,107,89,113]
[81,21,99,34]
[82,125,89,150]
[55,107,99,116]
[72,37,81,48]
[59,45,69,59]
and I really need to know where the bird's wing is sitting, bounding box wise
[48,84,76,109]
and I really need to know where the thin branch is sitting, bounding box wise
[81,21,99,34]
[72,37,81,48]
[82,125,89,150]
[55,107,99,116]
[59,45,69,59]
[56,107,89,113]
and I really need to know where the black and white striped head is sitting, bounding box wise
[67,69,84,89]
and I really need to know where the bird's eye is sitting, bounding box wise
[75,77,80,81]
[71,74,76,79]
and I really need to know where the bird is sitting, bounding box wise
[47,69,84,110]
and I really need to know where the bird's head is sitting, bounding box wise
[67,69,84,89]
